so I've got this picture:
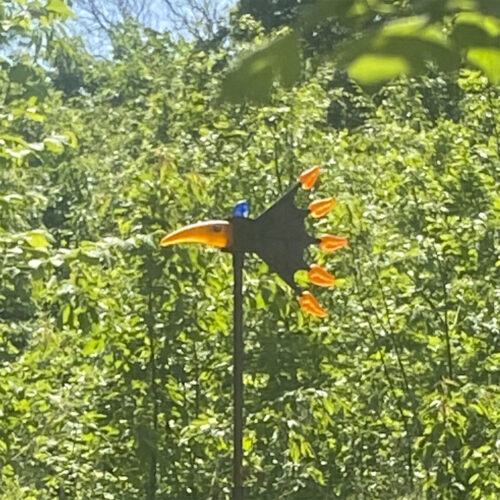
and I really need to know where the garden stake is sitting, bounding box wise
[160,166,347,499]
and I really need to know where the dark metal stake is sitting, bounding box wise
[232,252,244,500]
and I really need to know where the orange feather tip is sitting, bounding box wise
[308,198,336,218]
[298,165,321,190]
[298,291,328,318]
[308,264,336,287]
[320,235,348,252]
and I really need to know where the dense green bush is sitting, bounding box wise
[1,1,499,499]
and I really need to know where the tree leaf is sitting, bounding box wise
[467,47,500,83]
[46,0,74,19]
[25,230,50,249]
[221,33,300,103]
[348,54,410,85]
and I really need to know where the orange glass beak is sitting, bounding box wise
[320,235,348,252]
[160,220,233,249]
[298,165,321,190]
[298,291,327,318]
[308,265,336,287]
[309,198,336,218]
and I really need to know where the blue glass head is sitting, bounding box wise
[233,199,249,218]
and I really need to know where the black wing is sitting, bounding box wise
[253,184,316,293]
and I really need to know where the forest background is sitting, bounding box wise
[1,0,499,498]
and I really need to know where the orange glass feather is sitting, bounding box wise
[308,265,336,287]
[308,198,336,218]
[320,235,348,252]
[298,291,327,318]
[298,165,321,190]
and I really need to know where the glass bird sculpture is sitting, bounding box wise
[160,166,347,317]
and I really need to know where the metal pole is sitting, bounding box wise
[232,252,244,500]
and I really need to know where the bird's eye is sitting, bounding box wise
[213,225,222,233]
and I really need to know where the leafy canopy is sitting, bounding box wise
[0,1,499,499]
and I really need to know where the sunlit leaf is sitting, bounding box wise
[25,230,50,249]
[46,0,74,19]
[467,47,500,83]
[348,54,410,84]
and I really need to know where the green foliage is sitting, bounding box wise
[1,1,499,499]
[223,0,500,102]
